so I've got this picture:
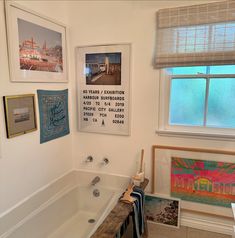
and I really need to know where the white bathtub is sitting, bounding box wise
[0,170,130,238]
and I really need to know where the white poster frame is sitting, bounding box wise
[5,1,68,83]
[76,44,131,135]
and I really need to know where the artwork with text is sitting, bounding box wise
[171,157,235,207]
[37,89,69,143]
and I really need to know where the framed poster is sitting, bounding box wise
[37,89,70,143]
[3,94,37,138]
[76,44,131,135]
[145,193,180,228]
[5,1,67,82]
[152,145,235,217]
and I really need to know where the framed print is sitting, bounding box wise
[37,89,70,144]
[3,94,37,138]
[145,193,180,228]
[5,1,67,82]
[76,44,131,135]
[152,145,235,217]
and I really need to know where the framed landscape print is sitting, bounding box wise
[37,89,70,143]
[5,1,67,82]
[76,44,131,135]
[145,193,180,228]
[3,94,37,138]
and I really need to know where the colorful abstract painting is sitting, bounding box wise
[171,157,235,207]
[37,89,70,143]
[145,194,180,228]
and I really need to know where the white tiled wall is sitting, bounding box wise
[148,223,231,238]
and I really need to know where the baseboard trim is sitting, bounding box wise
[181,214,233,235]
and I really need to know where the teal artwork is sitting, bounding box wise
[37,89,70,143]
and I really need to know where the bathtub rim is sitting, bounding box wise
[0,169,131,238]
[0,169,130,218]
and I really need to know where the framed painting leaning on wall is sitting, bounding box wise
[5,1,68,82]
[3,94,37,138]
[145,193,180,228]
[152,145,235,217]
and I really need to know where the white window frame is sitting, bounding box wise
[157,68,235,140]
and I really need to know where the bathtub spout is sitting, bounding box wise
[91,176,101,186]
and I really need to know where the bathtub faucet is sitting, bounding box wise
[91,176,101,186]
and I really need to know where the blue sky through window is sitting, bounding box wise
[207,78,235,128]
[169,66,207,75]
[170,78,206,126]
[169,66,235,128]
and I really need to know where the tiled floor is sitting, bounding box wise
[148,223,231,238]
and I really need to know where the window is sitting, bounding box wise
[155,1,235,139]
[158,65,235,139]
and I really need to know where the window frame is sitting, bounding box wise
[157,68,235,140]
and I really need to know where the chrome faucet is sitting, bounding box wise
[102,158,109,165]
[91,176,100,186]
[85,156,93,163]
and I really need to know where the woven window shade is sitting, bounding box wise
[155,0,235,68]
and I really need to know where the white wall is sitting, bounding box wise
[69,1,235,233]
[1,0,235,230]
[0,1,73,214]
[69,0,235,179]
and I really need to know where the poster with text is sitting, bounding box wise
[76,44,131,135]
[37,89,70,143]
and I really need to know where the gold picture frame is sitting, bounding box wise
[3,94,37,138]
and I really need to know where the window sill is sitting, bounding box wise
[156,129,235,141]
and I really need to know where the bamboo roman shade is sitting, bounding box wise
[155,0,235,68]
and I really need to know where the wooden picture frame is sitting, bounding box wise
[145,193,180,228]
[152,145,235,217]
[3,94,37,138]
[5,1,68,83]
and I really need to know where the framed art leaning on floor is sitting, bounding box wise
[152,145,235,217]
[5,1,68,82]
[145,193,180,228]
